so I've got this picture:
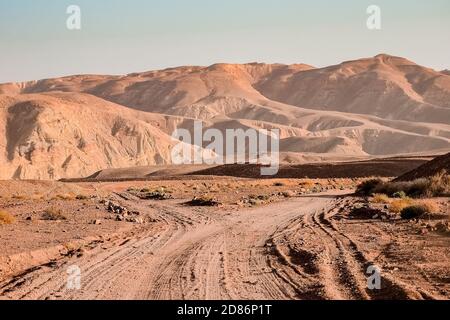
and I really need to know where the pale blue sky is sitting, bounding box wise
[0,0,449,82]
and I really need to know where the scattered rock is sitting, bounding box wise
[186,196,221,207]
[435,221,450,235]
[350,206,385,220]
[77,248,86,258]
[273,182,285,187]
[244,277,258,285]
[282,190,295,198]
[106,201,128,215]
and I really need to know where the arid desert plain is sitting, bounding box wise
[0,54,449,300]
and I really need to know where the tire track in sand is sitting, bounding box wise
[1,192,435,300]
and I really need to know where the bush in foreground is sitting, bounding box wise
[389,198,415,213]
[355,179,384,196]
[400,201,440,220]
[356,171,450,198]
[400,205,428,219]
[371,193,391,204]
[427,170,450,197]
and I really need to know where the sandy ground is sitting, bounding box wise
[0,179,449,300]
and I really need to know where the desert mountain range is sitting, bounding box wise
[1,54,450,180]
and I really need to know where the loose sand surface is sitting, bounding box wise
[0,179,448,300]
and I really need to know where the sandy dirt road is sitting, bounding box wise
[0,192,441,300]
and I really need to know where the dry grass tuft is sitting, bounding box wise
[416,199,440,215]
[0,210,15,225]
[371,194,391,204]
[427,170,450,197]
[42,208,67,221]
[389,198,415,213]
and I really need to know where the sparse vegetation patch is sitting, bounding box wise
[400,205,428,220]
[186,195,221,207]
[42,208,67,221]
[356,171,450,198]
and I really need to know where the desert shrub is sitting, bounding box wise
[139,190,173,200]
[392,191,407,199]
[399,200,439,219]
[249,194,270,201]
[389,198,415,213]
[42,208,67,221]
[400,205,427,220]
[371,194,391,204]
[186,195,221,207]
[359,172,450,199]
[417,199,440,214]
[374,179,428,198]
[355,178,384,196]
[0,210,15,225]
[427,170,450,197]
[245,194,271,206]
[136,187,173,200]
[405,179,431,197]
[349,206,383,219]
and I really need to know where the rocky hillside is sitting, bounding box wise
[1,54,449,179]
[396,152,450,181]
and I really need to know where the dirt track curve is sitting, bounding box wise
[0,192,440,300]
